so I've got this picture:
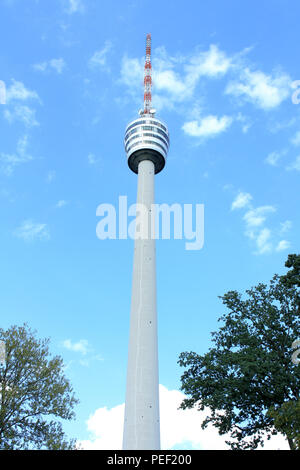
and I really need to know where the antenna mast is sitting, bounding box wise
[143,33,152,114]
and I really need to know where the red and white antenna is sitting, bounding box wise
[143,33,152,114]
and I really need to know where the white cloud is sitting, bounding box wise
[47,170,56,183]
[243,206,276,254]
[65,0,84,14]
[154,69,189,100]
[243,206,276,228]
[225,68,291,110]
[88,153,96,164]
[119,42,292,142]
[120,43,291,117]
[56,200,68,208]
[89,41,113,70]
[34,58,66,75]
[80,403,124,450]
[62,339,90,355]
[88,153,101,166]
[185,44,232,84]
[0,152,25,176]
[291,130,300,146]
[120,44,232,112]
[4,80,40,130]
[120,55,144,90]
[17,135,29,155]
[235,112,252,133]
[231,192,253,210]
[62,339,103,368]
[286,155,300,171]
[230,192,290,255]
[276,240,291,252]
[265,149,287,166]
[79,384,289,450]
[182,115,233,138]
[0,135,34,175]
[33,62,47,73]
[254,228,272,254]
[4,104,39,127]
[50,58,66,74]
[280,220,292,234]
[268,117,297,134]
[6,79,39,103]
[14,220,50,242]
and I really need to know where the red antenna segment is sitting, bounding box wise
[143,33,152,114]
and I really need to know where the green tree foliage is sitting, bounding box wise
[267,399,300,450]
[0,324,79,449]
[178,254,300,450]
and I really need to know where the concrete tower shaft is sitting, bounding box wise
[123,159,160,450]
[123,34,169,450]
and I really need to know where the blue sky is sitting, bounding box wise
[0,0,299,449]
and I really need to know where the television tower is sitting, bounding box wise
[123,34,170,450]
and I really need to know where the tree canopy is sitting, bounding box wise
[0,324,79,450]
[178,254,300,450]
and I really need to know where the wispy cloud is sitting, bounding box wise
[250,227,272,254]
[286,155,300,171]
[120,44,233,112]
[88,153,101,167]
[120,55,143,88]
[4,104,39,127]
[119,43,291,119]
[291,130,300,146]
[47,170,56,183]
[61,339,103,367]
[235,112,252,133]
[33,58,66,75]
[231,191,291,255]
[62,339,90,355]
[280,220,292,234]
[14,219,50,242]
[265,149,287,166]
[89,41,113,71]
[0,135,34,175]
[245,207,292,255]
[65,0,84,14]
[243,206,276,255]
[56,200,68,208]
[243,205,276,228]
[268,117,296,134]
[3,79,40,129]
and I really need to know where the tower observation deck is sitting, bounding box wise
[125,114,170,174]
[122,34,170,450]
